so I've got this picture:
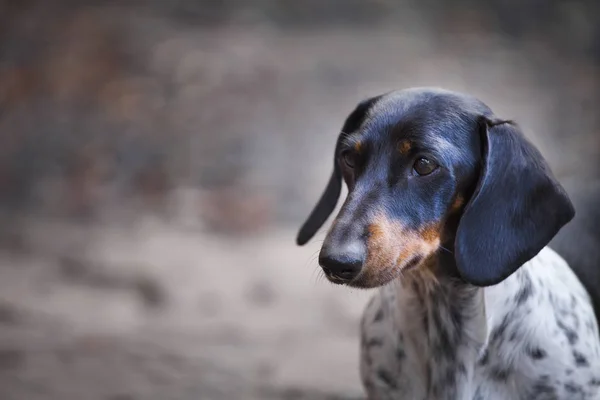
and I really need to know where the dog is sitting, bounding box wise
[296,87,600,400]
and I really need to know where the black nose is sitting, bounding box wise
[319,241,364,283]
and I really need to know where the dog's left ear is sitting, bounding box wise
[455,117,575,286]
[296,95,381,246]
[295,158,342,246]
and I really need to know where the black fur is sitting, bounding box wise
[454,118,574,285]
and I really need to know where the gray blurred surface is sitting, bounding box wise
[0,1,598,399]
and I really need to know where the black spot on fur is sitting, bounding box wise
[571,312,580,330]
[491,314,511,344]
[450,306,463,331]
[564,382,583,394]
[395,333,405,359]
[573,350,589,367]
[527,346,547,360]
[514,273,534,305]
[531,375,556,398]
[589,378,600,386]
[439,368,456,387]
[395,346,405,360]
[586,318,596,333]
[410,279,420,295]
[557,319,579,345]
[570,294,577,309]
[431,309,457,363]
[490,366,510,382]
[377,368,397,389]
[373,307,384,323]
[421,311,428,339]
[478,348,489,366]
[566,369,573,376]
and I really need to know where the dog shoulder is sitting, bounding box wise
[485,246,592,312]
[482,246,600,396]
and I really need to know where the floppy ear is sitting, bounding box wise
[296,96,380,246]
[454,118,575,286]
[296,159,342,246]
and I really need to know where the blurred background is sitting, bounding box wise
[0,0,599,399]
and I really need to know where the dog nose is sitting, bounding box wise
[319,240,365,283]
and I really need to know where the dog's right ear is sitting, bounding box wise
[296,96,379,246]
[454,117,575,286]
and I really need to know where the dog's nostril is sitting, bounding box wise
[319,243,364,283]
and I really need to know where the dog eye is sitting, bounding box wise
[413,157,438,176]
[341,151,356,169]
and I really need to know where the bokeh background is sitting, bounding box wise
[0,1,599,399]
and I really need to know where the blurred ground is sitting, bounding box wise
[0,1,599,399]
[0,218,369,399]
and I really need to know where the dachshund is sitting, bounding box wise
[296,87,600,399]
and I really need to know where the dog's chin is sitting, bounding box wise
[346,276,393,289]
[344,267,402,289]
[322,271,388,288]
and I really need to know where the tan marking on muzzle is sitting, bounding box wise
[360,213,441,287]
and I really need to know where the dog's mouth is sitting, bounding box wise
[324,273,350,285]
[323,252,430,288]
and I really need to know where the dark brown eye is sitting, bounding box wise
[341,151,356,169]
[413,157,438,176]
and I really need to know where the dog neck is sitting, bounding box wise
[393,254,488,398]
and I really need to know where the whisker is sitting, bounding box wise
[315,269,327,285]
[439,245,453,255]
[310,268,321,285]
[303,249,321,270]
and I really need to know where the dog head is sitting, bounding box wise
[297,87,574,288]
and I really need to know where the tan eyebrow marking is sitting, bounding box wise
[451,194,465,212]
[398,140,412,155]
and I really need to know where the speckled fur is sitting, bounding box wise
[360,247,600,400]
